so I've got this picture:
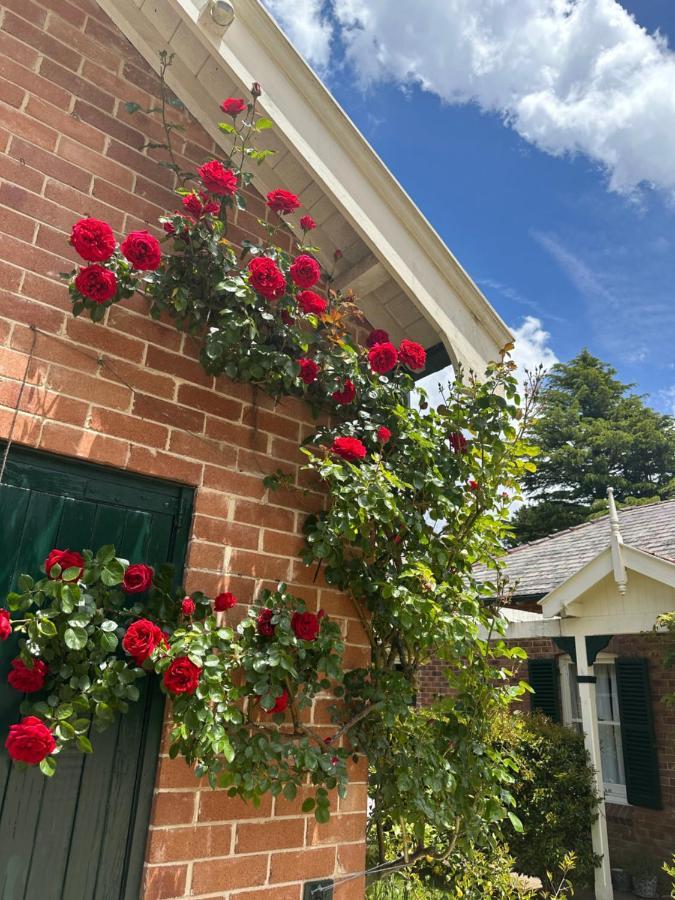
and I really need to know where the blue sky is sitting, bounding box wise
[263,0,675,412]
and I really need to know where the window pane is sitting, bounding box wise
[599,723,625,786]
[568,664,582,721]
[595,664,618,722]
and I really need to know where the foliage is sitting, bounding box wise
[3,66,539,862]
[5,550,347,808]
[500,713,600,888]
[663,854,675,898]
[511,350,675,543]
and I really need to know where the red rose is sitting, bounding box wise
[297,291,327,316]
[181,597,196,616]
[5,716,55,765]
[163,656,202,695]
[450,432,468,454]
[377,426,392,444]
[198,160,238,196]
[121,230,161,271]
[267,189,300,215]
[75,264,117,303]
[300,215,316,231]
[220,97,247,117]
[0,609,11,641]
[122,563,154,594]
[266,689,288,714]
[182,192,219,219]
[468,479,479,491]
[70,218,116,262]
[291,611,320,642]
[366,329,389,349]
[331,436,367,462]
[289,255,321,288]
[398,339,426,372]
[257,608,275,637]
[368,342,398,374]
[332,380,355,405]
[45,549,84,582]
[281,310,295,326]
[299,358,319,384]
[8,658,48,693]
[122,618,165,665]
[214,592,237,611]
[248,257,287,300]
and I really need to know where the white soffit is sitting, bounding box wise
[98,0,513,373]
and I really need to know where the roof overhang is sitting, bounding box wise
[97,0,512,375]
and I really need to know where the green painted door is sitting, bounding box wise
[0,447,193,900]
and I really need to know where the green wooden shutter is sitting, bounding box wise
[0,445,194,900]
[615,658,662,810]
[528,658,560,722]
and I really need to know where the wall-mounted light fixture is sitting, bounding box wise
[200,0,235,29]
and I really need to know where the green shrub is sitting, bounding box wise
[502,712,601,887]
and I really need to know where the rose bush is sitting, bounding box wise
[45,69,540,865]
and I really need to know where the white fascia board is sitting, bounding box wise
[540,549,613,619]
[621,544,675,588]
[98,0,512,373]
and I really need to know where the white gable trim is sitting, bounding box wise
[540,543,675,619]
[97,0,512,373]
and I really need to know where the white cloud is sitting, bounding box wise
[270,0,675,196]
[511,315,559,377]
[658,385,675,416]
[264,0,333,68]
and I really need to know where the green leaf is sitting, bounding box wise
[100,619,118,632]
[283,782,297,801]
[96,545,116,565]
[37,618,57,638]
[301,798,316,813]
[39,756,57,777]
[124,101,141,114]
[64,626,88,650]
[255,117,274,131]
[508,811,524,833]
[218,122,236,134]
[314,805,330,824]
[61,567,82,582]
[77,735,93,754]
[17,574,34,592]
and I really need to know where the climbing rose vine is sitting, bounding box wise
[2,64,537,865]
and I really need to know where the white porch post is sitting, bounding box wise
[575,635,613,900]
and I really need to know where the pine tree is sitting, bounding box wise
[511,350,675,544]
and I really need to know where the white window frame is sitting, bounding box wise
[559,654,628,806]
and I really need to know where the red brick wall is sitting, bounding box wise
[419,634,674,869]
[0,1,369,896]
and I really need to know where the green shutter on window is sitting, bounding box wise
[527,658,560,722]
[615,658,662,810]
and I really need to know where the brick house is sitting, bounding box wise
[473,493,675,900]
[0,1,511,898]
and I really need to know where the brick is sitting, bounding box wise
[43,180,125,232]
[127,446,202,486]
[59,137,134,192]
[262,530,305,558]
[205,418,269,453]
[150,791,197,827]
[66,316,145,363]
[80,59,152,112]
[307,815,364,847]
[0,184,68,240]
[175,383,246,422]
[83,16,136,58]
[133,175,177,213]
[1,152,47,195]
[0,55,70,109]
[234,499,295,533]
[35,222,79,262]
[47,0,87,28]
[46,16,119,72]
[198,792,273,823]
[0,27,39,70]
[202,464,266,499]
[236,887,302,900]
[98,356,176,401]
[1,0,48,30]
[0,344,47,383]
[92,177,165,227]
[146,824,232,863]
[73,99,145,150]
[40,422,129,467]
[47,366,131,410]
[132,393,204,434]
[89,407,168,449]
[186,541,224,571]
[0,381,87,427]
[39,58,116,113]
[0,260,23,293]
[242,406,301,441]
[229,550,291,583]
[191,854,269,893]
[338,783,368,815]
[3,11,81,71]
[192,516,259,550]
[155,757,205,790]
[121,60,163,98]
[142,864,187,900]
[269,847,335,885]
[0,79,25,109]
[11,325,97,374]
[166,430,237,470]
[26,96,107,153]
[0,205,36,243]
[8,137,91,193]
[235,818,305,854]
[193,489,231,518]
[0,103,59,152]
[0,407,42,445]
[106,139,174,190]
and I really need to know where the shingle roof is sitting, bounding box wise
[477,499,675,599]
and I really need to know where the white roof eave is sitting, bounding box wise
[97,0,512,373]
